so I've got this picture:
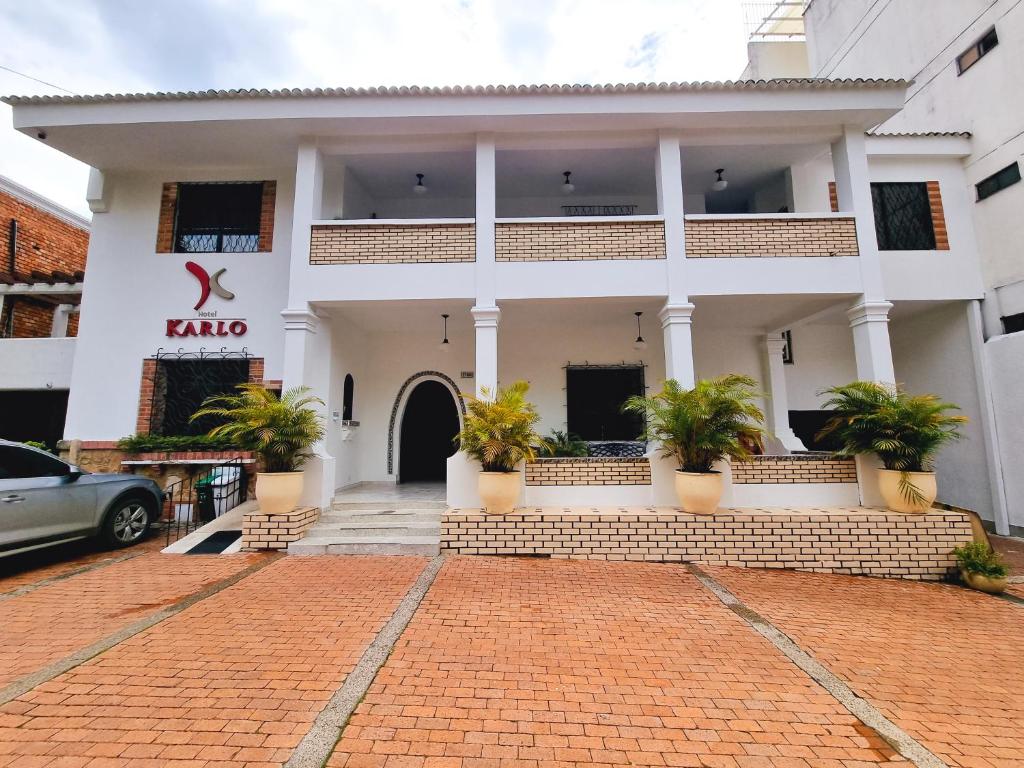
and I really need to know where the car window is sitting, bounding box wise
[0,446,71,480]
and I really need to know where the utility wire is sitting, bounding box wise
[0,63,76,95]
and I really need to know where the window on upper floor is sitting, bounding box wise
[173,182,263,253]
[870,182,937,251]
[957,27,998,75]
[976,162,1021,202]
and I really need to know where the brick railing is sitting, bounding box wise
[496,219,666,262]
[732,455,857,484]
[684,215,858,258]
[309,221,475,265]
[525,458,651,486]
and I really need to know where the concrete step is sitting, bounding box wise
[309,524,441,537]
[288,536,440,556]
[320,509,442,521]
[331,500,448,511]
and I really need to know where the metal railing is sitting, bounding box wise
[162,456,248,546]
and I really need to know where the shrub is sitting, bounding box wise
[953,541,1009,579]
[457,381,548,472]
[117,434,239,453]
[23,440,53,453]
[622,375,764,473]
[544,430,589,458]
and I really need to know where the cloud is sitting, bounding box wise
[0,0,749,214]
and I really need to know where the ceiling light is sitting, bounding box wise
[414,173,428,195]
[562,171,575,194]
[438,313,450,351]
[712,168,728,192]
[633,311,647,350]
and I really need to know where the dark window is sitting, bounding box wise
[871,182,936,250]
[150,359,250,436]
[787,411,844,453]
[1002,312,1024,335]
[976,163,1021,201]
[174,182,263,253]
[342,374,355,421]
[566,366,644,441]
[0,445,70,480]
[782,329,794,365]
[957,27,998,74]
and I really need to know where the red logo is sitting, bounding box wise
[185,261,234,310]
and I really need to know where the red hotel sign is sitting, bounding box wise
[167,261,247,338]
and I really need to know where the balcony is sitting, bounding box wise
[684,213,858,258]
[309,219,475,265]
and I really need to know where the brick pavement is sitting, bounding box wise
[711,566,1024,768]
[0,556,426,767]
[328,556,908,768]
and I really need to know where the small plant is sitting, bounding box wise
[544,429,589,457]
[457,381,548,472]
[117,434,239,453]
[23,440,53,453]
[817,381,966,504]
[190,384,325,473]
[622,375,764,473]
[953,541,1009,579]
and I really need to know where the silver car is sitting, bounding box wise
[0,440,163,558]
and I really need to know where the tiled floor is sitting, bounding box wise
[334,482,446,505]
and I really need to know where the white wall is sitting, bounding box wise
[0,338,76,390]
[783,322,857,410]
[891,301,994,523]
[326,313,368,489]
[985,330,1024,532]
[64,168,294,440]
[742,40,810,79]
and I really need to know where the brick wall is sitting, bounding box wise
[684,217,859,258]
[496,220,666,262]
[0,188,88,281]
[731,456,857,484]
[526,458,651,486]
[309,223,475,264]
[441,509,974,580]
[4,297,53,338]
[242,505,319,551]
[828,180,948,250]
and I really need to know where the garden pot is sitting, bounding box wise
[255,471,304,515]
[960,569,1008,594]
[877,469,937,514]
[675,471,723,515]
[478,471,520,515]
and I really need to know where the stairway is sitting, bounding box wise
[288,489,445,556]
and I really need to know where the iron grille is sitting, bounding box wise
[162,457,248,546]
[871,182,936,251]
[173,182,262,253]
[561,204,638,217]
[149,348,253,436]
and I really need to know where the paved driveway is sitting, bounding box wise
[0,547,1021,768]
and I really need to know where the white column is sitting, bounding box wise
[659,302,695,388]
[832,125,885,301]
[847,300,896,383]
[50,303,73,338]
[471,305,500,398]
[281,306,336,509]
[286,140,324,307]
[764,332,806,452]
[475,133,497,307]
[655,130,687,301]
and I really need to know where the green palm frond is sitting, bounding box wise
[456,381,548,472]
[623,374,765,473]
[190,383,325,472]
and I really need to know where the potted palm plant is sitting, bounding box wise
[192,384,325,515]
[623,375,764,515]
[817,381,966,514]
[953,541,1009,594]
[456,380,547,514]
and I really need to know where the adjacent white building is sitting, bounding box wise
[3,75,1013,532]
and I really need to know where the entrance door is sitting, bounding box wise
[398,380,460,483]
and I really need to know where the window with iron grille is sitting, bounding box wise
[173,182,263,253]
[871,182,936,251]
[566,365,645,441]
[957,27,998,75]
[976,163,1021,201]
[150,359,250,435]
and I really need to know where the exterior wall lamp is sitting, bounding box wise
[439,313,450,351]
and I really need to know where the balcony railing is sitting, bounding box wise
[684,213,858,258]
[309,219,475,265]
[495,216,666,262]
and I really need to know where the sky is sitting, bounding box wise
[0,0,751,217]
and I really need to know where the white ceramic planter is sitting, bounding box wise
[877,469,937,514]
[674,471,723,515]
[478,471,520,515]
[255,471,304,515]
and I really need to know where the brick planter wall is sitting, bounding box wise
[683,217,858,258]
[242,506,319,551]
[310,223,475,264]
[732,455,857,484]
[525,458,651,486]
[441,509,974,580]
[495,220,666,261]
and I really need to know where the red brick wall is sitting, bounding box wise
[828,180,948,249]
[7,297,54,338]
[0,188,89,281]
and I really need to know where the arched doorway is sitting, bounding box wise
[398,380,460,483]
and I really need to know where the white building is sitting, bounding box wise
[3,77,1012,534]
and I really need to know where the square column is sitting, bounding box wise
[831,126,885,301]
[764,332,806,452]
[475,134,497,307]
[281,306,335,510]
[472,305,500,398]
[655,131,687,301]
[658,302,695,388]
[286,141,324,307]
[847,300,896,384]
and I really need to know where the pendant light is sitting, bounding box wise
[562,171,575,194]
[712,168,728,192]
[633,311,647,350]
[414,173,428,194]
[438,313,450,351]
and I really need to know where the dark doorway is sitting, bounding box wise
[399,380,460,483]
[0,390,70,450]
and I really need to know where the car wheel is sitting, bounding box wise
[102,496,153,548]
